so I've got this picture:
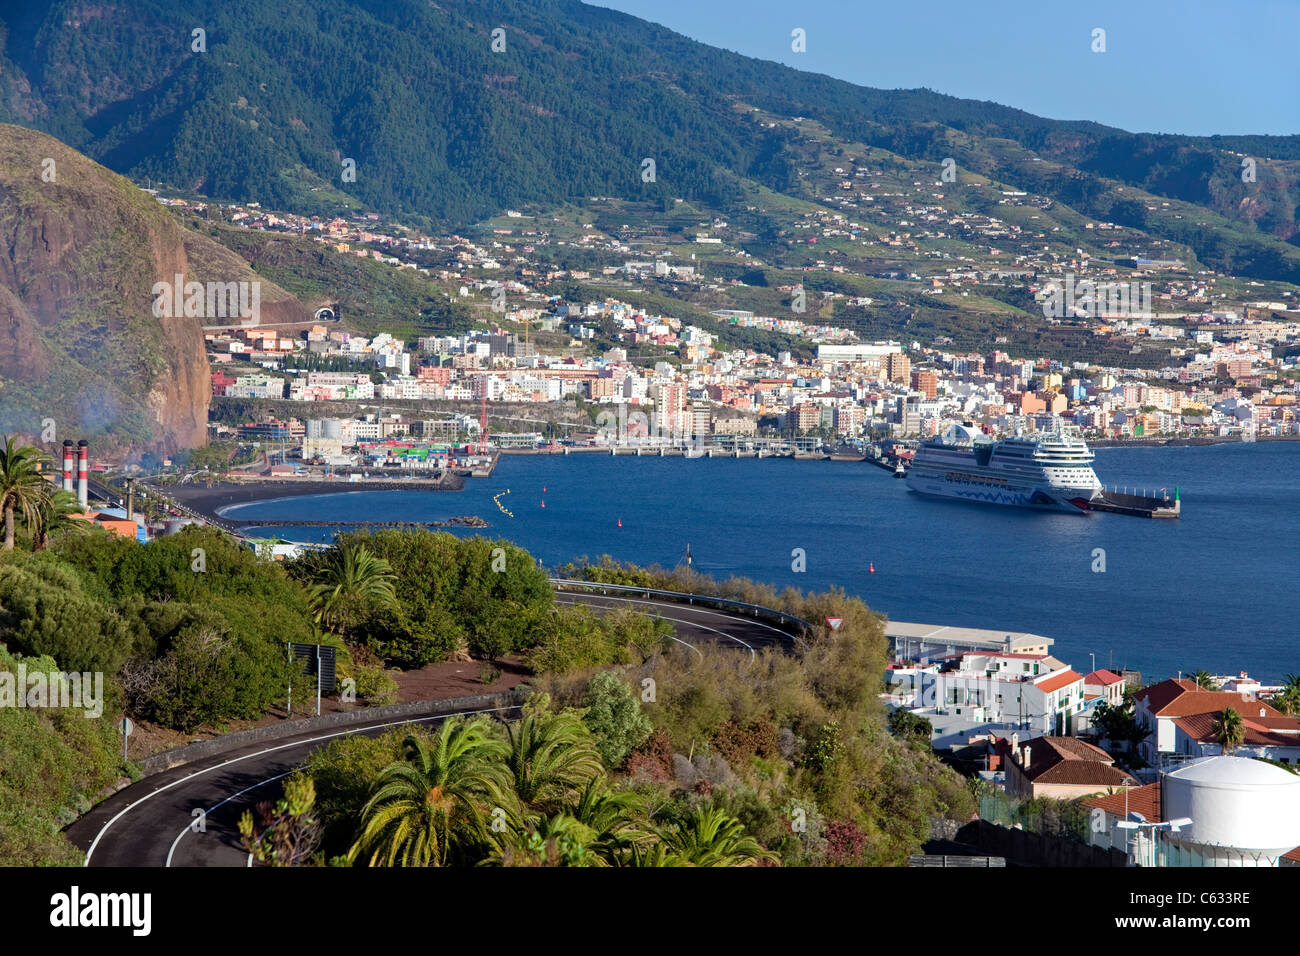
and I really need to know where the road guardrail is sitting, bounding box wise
[549,577,813,637]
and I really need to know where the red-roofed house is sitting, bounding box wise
[1026,669,1087,736]
[1084,669,1126,706]
[211,370,238,397]
[1001,734,1138,799]
[1169,711,1300,763]
[1136,678,1296,764]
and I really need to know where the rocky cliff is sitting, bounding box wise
[0,124,306,453]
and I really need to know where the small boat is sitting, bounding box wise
[894,461,906,478]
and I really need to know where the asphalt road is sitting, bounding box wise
[66,591,803,867]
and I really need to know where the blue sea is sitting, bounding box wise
[222,443,1299,683]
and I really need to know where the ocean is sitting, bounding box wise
[221,442,1299,683]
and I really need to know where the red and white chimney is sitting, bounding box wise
[62,440,74,493]
[77,439,88,510]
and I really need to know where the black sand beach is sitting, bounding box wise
[159,475,462,521]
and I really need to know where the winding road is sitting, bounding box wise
[65,591,803,867]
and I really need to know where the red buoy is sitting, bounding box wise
[869,561,875,573]
[617,517,622,528]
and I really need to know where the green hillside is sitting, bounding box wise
[1,0,1297,282]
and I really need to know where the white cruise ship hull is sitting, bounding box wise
[905,472,1091,512]
[904,425,1101,514]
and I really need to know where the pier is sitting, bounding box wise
[1090,487,1180,519]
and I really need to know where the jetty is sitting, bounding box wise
[1090,487,1181,519]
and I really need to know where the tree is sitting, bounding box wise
[0,438,52,551]
[582,671,653,768]
[239,774,322,866]
[31,489,90,551]
[348,720,511,867]
[888,708,933,747]
[658,805,776,867]
[1092,698,1144,748]
[504,709,604,814]
[1211,708,1244,753]
[487,812,599,867]
[306,543,397,636]
[567,776,651,864]
[1190,670,1219,691]
[1274,675,1300,716]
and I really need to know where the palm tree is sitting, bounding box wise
[31,488,91,551]
[1211,708,1245,754]
[1190,669,1219,691]
[484,772,652,867]
[306,542,397,635]
[568,776,653,864]
[0,438,54,551]
[347,719,511,867]
[504,710,604,814]
[658,805,776,867]
[624,841,684,868]
[1275,675,1300,716]
[484,812,598,867]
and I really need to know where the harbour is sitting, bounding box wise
[209,442,1299,683]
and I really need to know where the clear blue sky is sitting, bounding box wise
[594,0,1299,136]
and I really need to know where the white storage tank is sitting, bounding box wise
[1163,756,1300,863]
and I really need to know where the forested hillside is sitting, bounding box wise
[0,0,1296,280]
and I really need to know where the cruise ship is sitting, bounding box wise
[905,423,1102,512]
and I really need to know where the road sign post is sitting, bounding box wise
[119,716,133,762]
[288,642,336,718]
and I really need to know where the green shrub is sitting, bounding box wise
[0,646,121,865]
[307,531,552,668]
[352,661,398,706]
[582,671,653,769]
[528,605,672,675]
[0,559,133,673]
[122,621,298,733]
[301,730,407,858]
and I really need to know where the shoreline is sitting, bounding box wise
[162,476,461,521]
[159,437,1296,523]
[1088,435,1298,449]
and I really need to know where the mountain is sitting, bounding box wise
[0,123,307,452]
[0,0,1297,281]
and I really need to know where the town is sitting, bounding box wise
[882,622,1300,867]
[159,166,1298,479]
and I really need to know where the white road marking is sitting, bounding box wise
[166,770,294,867]
[84,705,518,866]
[92,595,795,866]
